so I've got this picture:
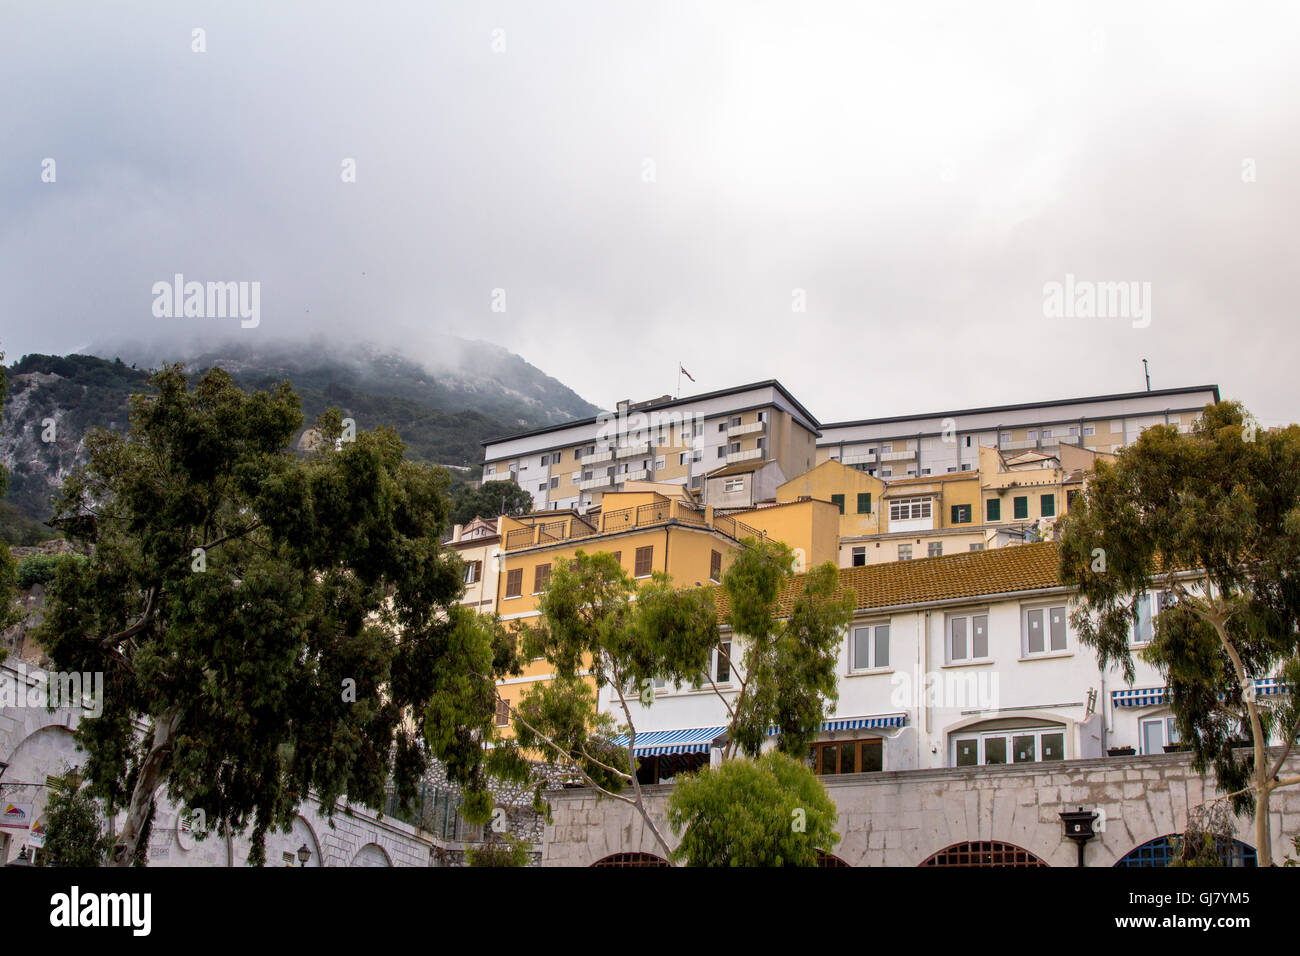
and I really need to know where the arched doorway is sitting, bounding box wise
[1114,835,1257,867]
[350,842,393,867]
[591,852,671,867]
[919,841,1048,867]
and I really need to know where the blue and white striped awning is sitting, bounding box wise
[1112,680,1291,709]
[768,713,908,736]
[611,726,727,757]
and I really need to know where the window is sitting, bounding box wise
[928,542,943,557]
[718,422,727,432]
[1084,425,1096,436]
[730,416,741,427]
[463,560,482,585]
[1041,429,1052,440]
[505,568,523,598]
[952,727,1065,766]
[1013,496,1028,519]
[1000,432,1011,443]
[852,623,890,670]
[537,482,547,492]
[889,497,932,521]
[1027,429,1037,441]
[1066,489,1080,510]
[1141,716,1180,755]
[539,456,547,467]
[947,611,989,662]
[831,494,845,514]
[553,452,563,465]
[715,641,731,684]
[717,446,726,458]
[486,466,495,476]
[709,550,722,582]
[969,543,984,551]
[961,463,972,471]
[881,468,892,478]
[533,563,551,594]
[634,546,654,577]
[857,492,872,514]
[809,738,883,775]
[1022,604,1068,655]
[724,477,745,493]
[1131,590,1173,645]
[1040,494,1055,517]
[1068,426,1079,436]
[494,698,510,726]
[897,544,912,561]
[550,477,559,489]
[851,546,866,567]
[728,442,741,454]
[679,452,688,466]
[950,504,972,524]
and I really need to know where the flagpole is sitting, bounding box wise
[677,362,682,400]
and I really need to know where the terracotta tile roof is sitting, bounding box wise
[715,541,1063,617]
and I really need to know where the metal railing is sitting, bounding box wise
[505,527,536,551]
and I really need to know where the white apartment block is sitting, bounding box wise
[817,385,1221,478]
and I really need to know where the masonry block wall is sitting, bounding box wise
[540,752,1300,866]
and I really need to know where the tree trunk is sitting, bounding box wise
[111,710,182,866]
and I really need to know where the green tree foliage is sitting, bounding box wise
[448,479,536,527]
[666,750,839,866]
[507,538,852,858]
[39,773,114,867]
[1058,400,1300,865]
[722,541,855,758]
[465,832,531,867]
[16,553,85,589]
[38,365,521,865]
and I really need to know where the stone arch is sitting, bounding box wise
[919,841,1048,867]
[1114,834,1257,867]
[287,815,324,867]
[591,852,671,867]
[816,850,851,867]
[351,842,393,867]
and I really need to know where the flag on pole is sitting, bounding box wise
[679,364,695,383]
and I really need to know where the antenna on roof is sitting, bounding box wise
[1142,358,1151,392]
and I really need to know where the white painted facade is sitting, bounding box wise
[600,580,1272,776]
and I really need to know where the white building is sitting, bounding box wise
[601,542,1287,784]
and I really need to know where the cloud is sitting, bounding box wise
[2,1,1298,426]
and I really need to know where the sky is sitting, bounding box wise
[2,1,1298,427]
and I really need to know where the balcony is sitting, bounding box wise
[726,421,765,437]
[617,468,650,483]
[879,449,915,462]
[583,449,614,464]
[579,475,615,491]
[1000,439,1037,450]
[841,452,876,466]
[725,447,764,464]
[615,442,651,458]
[501,499,763,551]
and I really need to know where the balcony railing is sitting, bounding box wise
[618,468,649,483]
[725,447,763,464]
[841,452,876,465]
[1000,439,1037,450]
[583,449,614,464]
[501,499,765,551]
[879,449,915,461]
[579,474,615,491]
[726,421,765,437]
[615,442,651,458]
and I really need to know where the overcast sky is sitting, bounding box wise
[2,2,1297,426]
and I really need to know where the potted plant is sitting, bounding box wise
[1107,746,1136,757]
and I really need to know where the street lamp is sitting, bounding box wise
[297,843,311,867]
[1059,807,1099,867]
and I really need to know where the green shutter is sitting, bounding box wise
[986,499,1000,521]
[831,494,845,514]
[1013,496,1028,519]
[951,504,971,524]
[858,492,871,514]
[1041,494,1055,517]
[951,505,960,524]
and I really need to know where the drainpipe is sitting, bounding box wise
[922,610,932,767]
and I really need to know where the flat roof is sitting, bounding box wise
[819,384,1220,432]
[481,379,822,448]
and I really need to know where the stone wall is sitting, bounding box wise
[540,752,1300,866]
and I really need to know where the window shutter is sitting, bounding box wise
[1040,494,1055,517]
[505,568,523,598]
[1013,496,1028,519]
[831,494,845,514]
[986,499,1000,521]
[857,492,871,514]
[635,546,653,577]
